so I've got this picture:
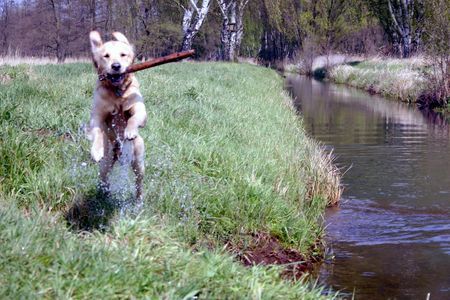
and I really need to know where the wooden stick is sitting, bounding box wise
[126,50,195,74]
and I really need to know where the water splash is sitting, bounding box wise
[108,139,138,216]
[119,139,134,166]
[67,126,201,230]
[67,126,144,229]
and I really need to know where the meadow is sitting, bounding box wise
[0,62,340,298]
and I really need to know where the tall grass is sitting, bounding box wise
[0,52,89,66]
[0,62,340,298]
[328,57,428,102]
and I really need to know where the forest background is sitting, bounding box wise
[1,0,447,62]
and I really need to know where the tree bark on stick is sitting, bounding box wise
[126,50,195,73]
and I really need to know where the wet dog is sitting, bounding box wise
[87,31,147,203]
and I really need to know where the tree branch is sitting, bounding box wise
[388,0,403,35]
[239,0,249,11]
[189,0,199,13]
[171,0,187,12]
[217,0,227,17]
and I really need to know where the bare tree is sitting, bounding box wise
[105,0,113,31]
[48,0,66,62]
[180,0,211,51]
[137,0,158,38]
[89,0,96,29]
[0,0,9,53]
[128,0,140,40]
[217,0,249,61]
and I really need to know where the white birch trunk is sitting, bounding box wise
[217,0,230,60]
[217,0,249,61]
[388,0,413,58]
[181,0,211,51]
[234,0,248,55]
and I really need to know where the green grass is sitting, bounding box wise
[0,205,335,299]
[328,57,427,102]
[0,62,340,298]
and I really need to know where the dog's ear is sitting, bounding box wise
[89,31,103,51]
[112,32,130,45]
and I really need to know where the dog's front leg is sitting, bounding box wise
[124,101,147,140]
[88,111,107,162]
[90,127,105,162]
[132,135,145,203]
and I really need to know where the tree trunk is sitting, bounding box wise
[181,30,195,51]
[129,0,139,41]
[49,0,65,63]
[181,0,211,51]
[391,32,402,56]
[411,0,424,53]
[217,0,249,61]
[225,1,237,61]
[105,0,113,32]
[1,0,9,53]
[234,0,247,54]
[388,0,413,58]
[89,0,96,30]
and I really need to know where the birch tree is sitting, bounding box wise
[180,0,211,51]
[217,0,249,61]
[87,0,96,29]
[387,0,413,57]
[367,0,424,57]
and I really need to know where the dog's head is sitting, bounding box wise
[89,31,134,86]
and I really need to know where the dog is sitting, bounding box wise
[87,31,147,203]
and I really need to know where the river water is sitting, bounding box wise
[286,75,450,299]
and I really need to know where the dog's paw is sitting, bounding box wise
[91,145,104,162]
[124,126,138,140]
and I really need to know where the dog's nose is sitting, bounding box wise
[111,63,121,71]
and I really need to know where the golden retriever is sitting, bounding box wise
[87,31,147,203]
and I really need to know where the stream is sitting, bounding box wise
[286,75,450,299]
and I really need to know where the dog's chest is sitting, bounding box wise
[105,106,131,141]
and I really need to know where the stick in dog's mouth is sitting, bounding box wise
[125,50,195,74]
[98,50,195,84]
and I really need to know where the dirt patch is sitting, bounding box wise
[227,232,322,279]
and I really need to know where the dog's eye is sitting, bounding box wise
[120,53,126,57]
[104,54,110,58]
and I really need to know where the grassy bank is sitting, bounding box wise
[327,57,428,103]
[0,62,340,298]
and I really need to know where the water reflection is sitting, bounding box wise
[286,75,450,299]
